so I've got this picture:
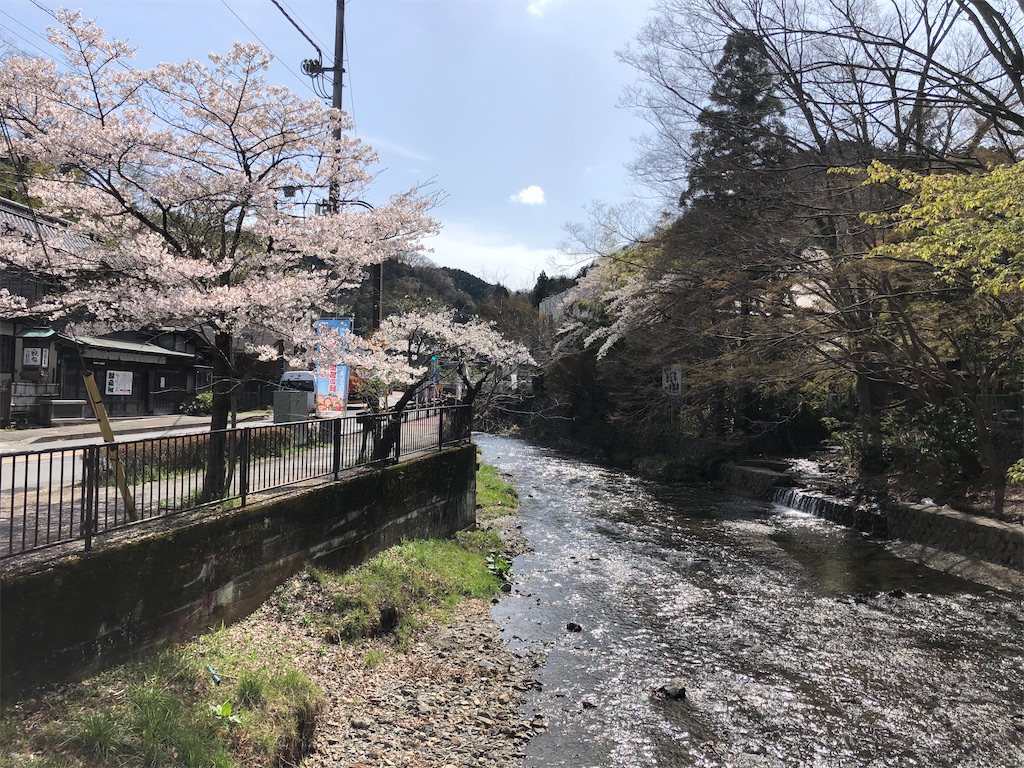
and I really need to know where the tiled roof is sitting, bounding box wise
[0,197,89,252]
[70,334,196,360]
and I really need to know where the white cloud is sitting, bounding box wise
[527,0,553,17]
[510,185,546,205]
[423,225,563,290]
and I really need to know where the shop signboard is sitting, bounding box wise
[22,347,49,368]
[105,370,133,396]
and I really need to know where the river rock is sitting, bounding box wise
[566,621,583,632]
[656,678,687,700]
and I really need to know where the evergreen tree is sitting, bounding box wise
[687,30,789,209]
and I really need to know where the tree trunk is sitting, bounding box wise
[371,375,430,461]
[202,332,233,501]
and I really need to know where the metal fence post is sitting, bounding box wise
[333,417,343,480]
[239,428,250,507]
[438,407,445,450]
[393,415,402,464]
[82,445,98,552]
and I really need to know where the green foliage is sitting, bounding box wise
[0,643,321,768]
[362,649,387,669]
[882,403,978,473]
[831,403,980,478]
[864,160,1024,296]
[181,391,214,416]
[831,425,891,475]
[208,701,241,729]
[530,270,575,307]
[73,714,118,761]
[235,671,266,710]
[485,552,513,583]
[475,462,519,519]
[631,446,735,482]
[689,29,789,207]
[455,528,504,555]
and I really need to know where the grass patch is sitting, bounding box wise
[0,455,520,768]
[313,538,502,648]
[476,461,519,520]
[0,644,322,768]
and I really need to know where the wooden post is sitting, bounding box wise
[82,371,137,521]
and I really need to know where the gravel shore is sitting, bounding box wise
[304,600,544,768]
[208,513,541,768]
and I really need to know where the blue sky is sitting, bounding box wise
[1,0,655,290]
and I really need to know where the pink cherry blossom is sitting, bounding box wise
[0,10,438,431]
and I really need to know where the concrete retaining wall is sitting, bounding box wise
[719,463,789,499]
[887,502,1023,571]
[721,463,1023,572]
[0,445,476,699]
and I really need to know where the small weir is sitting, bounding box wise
[481,435,1024,768]
[770,486,887,536]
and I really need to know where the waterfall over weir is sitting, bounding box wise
[723,460,1021,571]
[720,460,889,536]
[771,486,888,536]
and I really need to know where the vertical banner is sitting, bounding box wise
[314,318,352,416]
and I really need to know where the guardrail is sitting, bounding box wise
[0,404,472,560]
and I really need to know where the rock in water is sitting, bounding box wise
[656,678,687,700]
[566,621,582,632]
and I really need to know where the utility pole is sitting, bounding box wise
[302,0,382,331]
[328,0,344,211]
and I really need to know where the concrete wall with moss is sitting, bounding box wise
[0,444,476,700]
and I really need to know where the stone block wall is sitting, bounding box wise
[0,444,476,699]
[720,463,1022,571]
[886,503,1024,571]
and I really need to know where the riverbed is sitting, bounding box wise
[479,435,1024,768]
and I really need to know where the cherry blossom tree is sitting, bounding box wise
[375,308,535,408]
[0,11,437,495]
[307,309,534,458]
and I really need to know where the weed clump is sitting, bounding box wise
[314,539,502,647]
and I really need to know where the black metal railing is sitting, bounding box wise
[0,404,471,560]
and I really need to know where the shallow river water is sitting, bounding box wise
[477,435,1024,768]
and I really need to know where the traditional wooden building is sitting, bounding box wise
[0,197,214,424]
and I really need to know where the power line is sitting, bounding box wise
[273,0,339,104]
[0,3,70,64]
[0,22,49,59]
[217,0,321,100]
[0,10,90,79]
[279,0,331,52]
[0,8,53,48]
[269,0,321,59]
[343,24,357,128]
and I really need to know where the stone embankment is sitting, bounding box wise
[721,461,1024,584]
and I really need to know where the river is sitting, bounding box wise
[476,435,1024,768]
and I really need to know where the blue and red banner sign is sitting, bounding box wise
[314,318,352,416]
